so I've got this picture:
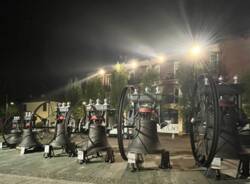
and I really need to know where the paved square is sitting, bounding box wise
[0,135,249,184]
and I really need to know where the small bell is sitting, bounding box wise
[204,77,209,86]
[156,86,160,94]
[233,75,238,84]
[133,89,138,95]
[96,99,100,105]
[104,98,108,105]
[218,75,223,84]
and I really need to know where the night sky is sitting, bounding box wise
[1,0,250,101]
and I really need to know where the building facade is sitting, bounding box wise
[23,101,58,123]
[218,34,250,78]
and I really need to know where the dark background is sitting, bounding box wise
[1,0,250,100]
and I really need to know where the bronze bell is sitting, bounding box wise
[128,118,164,154]
[6,129,22,147]
[82,123,111,156]
[44,102,77,158]
[50,122,69,148]
[79,99,114,163]
[19,128,40,149]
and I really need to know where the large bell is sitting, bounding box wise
[128,118,164,154]
[19,128,40,149]
[51,122,69,148]
[82,123,111,156]
[6,129,22,147]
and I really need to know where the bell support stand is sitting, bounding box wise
[43,102,77,158]
[117,85,171,172]
[2,115,22,148]
[189,74,250,179]
[77,99,115,164]
[18,111,42,154]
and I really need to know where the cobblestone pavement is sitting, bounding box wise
[0,135,249,184]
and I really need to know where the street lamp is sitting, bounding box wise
[130,59,138,70]
[190,45,201,57]
[188,43,204,80]
[114,62,122,73]
[98,68,106,76]
[156,54,166,64]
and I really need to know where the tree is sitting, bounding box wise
[140,67,159,89]
[175,62,196,132]
[82,76,106,102]
[62,78,84,121]
[64,78,83,106]
[110,63,128,107]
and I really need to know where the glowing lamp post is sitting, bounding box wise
[156,54,166,64]
[190,45,202,58]
[189,43,203,79]
[155,54,166,82]
[130,60,138,70]
[98,68,106,76]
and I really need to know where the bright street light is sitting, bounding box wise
[114,63,122,72]
[129,59,138,70]
[190,45,201,56]
[156,54,166,64]
[98,68,106,75]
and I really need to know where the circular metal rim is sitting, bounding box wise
[2,115,22,147]
[189,74,220,167]
[32,101,57,145]
[117,85,136,161]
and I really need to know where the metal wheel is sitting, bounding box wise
[2,115,22,147]
[117,86,138,160]
[190,74,220,167]
[65,109,76,139]
[32,101,57,145]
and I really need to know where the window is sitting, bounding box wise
[210,52,219,65]
[161,109,178,124]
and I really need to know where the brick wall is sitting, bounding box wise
[219,36,250,78]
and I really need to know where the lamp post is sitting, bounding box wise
[98,68,106,76]
[155,54,166,83]
[189,44,202,79]
[128,59,138,85]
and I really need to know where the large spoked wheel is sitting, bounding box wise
[117,86,139,161]
[65,110,76,140]
[32,101,57,145]
[190,74,220,167]
[2,115,22,147]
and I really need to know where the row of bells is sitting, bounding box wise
[7,117,163,157]
[7,128,40,149]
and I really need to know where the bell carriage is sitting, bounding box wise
[42,101,77,158]
[189,74,250,178]
[2,115,22,148]
[117,85,171,171]
[77,98,115,164]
